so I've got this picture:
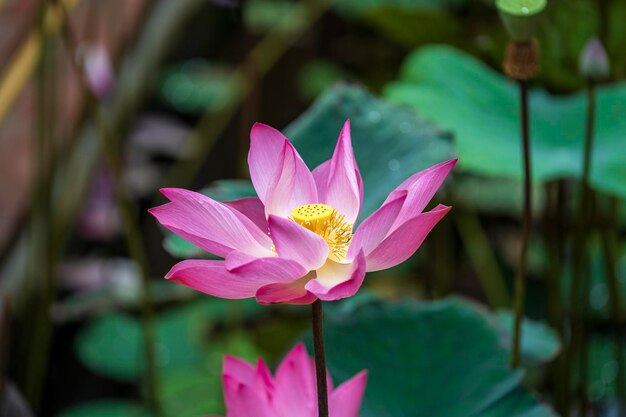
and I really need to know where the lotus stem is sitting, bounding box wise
[312,299,329,417]
[24,0,58,409]
[511,80,532,368]
[564,80,597,414]
[544,180,567,413]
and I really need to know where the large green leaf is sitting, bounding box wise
[304,298,556,417]
[384,45,626,199]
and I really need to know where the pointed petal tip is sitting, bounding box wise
[439,158,458,171]
[164,264,182,281]
[433,204,453,214]
[250,121,272,134]
[292,342,307,353]
[158,187,187,200]
[223,354,245,370]
[250,122,287,142]
[349,369,369,386]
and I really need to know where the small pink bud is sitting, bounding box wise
[84,45,116,98]
[579,37,610,81]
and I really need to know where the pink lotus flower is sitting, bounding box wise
[150,120,455,303]
[210,343,367,417]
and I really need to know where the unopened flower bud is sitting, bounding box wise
[84,45,116,99]
[496,0,546,42]
[579,37,610,81]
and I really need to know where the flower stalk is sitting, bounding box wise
[566,80,596,415]
[312,299,330,417]
[24,0,58,409]
[564,37,611,413]
[496,0,544,370]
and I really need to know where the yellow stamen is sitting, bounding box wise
[291,204,353,262]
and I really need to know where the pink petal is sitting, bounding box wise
[256,273,318,304]
[149,188,273,258]
[223,375,273,417]
[385,159,456,231]
[224,356,256,385]
[312,159,331,201]
[347,191,407,260]
[305,251,366,301]
[223,355,274,393]
[228,254,307,278]
[248,123,288,202]
[330,371,368,417]
[254,359,275,391]
[264,143,318,218]
[366,204,451,272]
[225,197,269,233]
[166,258,306,299]
[249,123,317,217]
[273,344,317,417]
[269,215,329,271]
[224,251,259,270]
[322,120,362,224]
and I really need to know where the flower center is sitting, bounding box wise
[291,204,352,262]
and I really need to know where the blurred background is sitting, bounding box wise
[1,0,625,416]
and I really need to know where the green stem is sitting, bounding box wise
[545,180,567,414]
[24,0,57,410]
[95,107,162,417]
[567,81,597,414]
[544,181,565,330]
[579,236,593,414]
[312,300,329,417]
[511,80,532,368]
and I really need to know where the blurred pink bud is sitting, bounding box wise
[84,45,116,98]
[579,37,610,81]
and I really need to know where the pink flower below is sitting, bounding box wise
[209,343,367,417]
[150,120,456,304]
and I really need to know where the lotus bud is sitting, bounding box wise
[84,45,116,99]
[579,37,610,81]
